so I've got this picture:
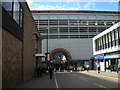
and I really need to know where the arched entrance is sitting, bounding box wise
[50,48,72,70]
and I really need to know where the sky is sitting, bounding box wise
[26,0,119,11]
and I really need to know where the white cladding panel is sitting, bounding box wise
[42,38,93,60]
[59,14,68,19]
[49,14,58,19]
[97,15,106,20]
[32,14,38,20]
[40,14,48,19]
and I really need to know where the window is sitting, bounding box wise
[115,29,119,45]
[2,0,23,28]
[118,27,120,45]
[103,36,105,49]
[107,33,110,48]
[19,7,23,27]
[112,30,115,46]
[95,39,97,51]
[108,32,111,48]
[2,1,13,16]
[13,0,20,24]
[105,34,108,48]
[110,32,113,47]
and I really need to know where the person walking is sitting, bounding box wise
[48,66,53,79]
[97,64,100,73]
[39,66,42,77]
[86,64,89,72]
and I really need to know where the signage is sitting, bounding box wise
[94,54,104,60]
[104,54,120,59]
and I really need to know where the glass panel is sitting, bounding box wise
[2,1,13,16]
[103,36,105,49]
[108,32,111,47]
[19,7,23,27]
[13,0,20,24]
[112,30,115,46]
[105,34,108,48]
[119,27,120,45]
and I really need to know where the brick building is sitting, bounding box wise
[1,1,41,88]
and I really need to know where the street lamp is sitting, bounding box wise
[45,27,50,66]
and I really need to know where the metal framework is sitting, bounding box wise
[32,10,119,39]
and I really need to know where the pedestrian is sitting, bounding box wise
[97,64,100,73]
[86,64,89,72]
[48,66,53,79]
[39,66,42,77]
[36,66,40,77]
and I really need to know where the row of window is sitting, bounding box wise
[39,27,108,34]
[35,20,118,26]
[2,0,23,27]
[95,27,120,51]
[41,35,96,39]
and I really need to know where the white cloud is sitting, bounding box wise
[83,0,96,9]
[30,4,80,10]
[26,0,34,6]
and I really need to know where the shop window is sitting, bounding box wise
[2,1,13,16]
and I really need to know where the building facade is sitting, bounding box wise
[32,10,119,70]
[1,1,41,88]
[93,22,120,72]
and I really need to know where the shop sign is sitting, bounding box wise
[94,54,104,60]
[104,54,120,59]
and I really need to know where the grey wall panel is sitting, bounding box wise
[42,38,93,61]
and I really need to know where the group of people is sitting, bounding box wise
[86,64,100,73]
[36,66,53,79]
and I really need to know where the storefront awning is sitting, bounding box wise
[94,54,104,60]
[104,54,120,59]
[90,57,94,59]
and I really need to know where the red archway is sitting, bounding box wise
[50,48,72,61]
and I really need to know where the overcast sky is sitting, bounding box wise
[26,0,119,11]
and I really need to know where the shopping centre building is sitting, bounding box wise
[93,22,120,72]
[31,10,119,70]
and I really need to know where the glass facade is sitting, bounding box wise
[2,0,13,16]
[2,0,23,27]
[13,0,20,24]
[119,27,120,45]
[95,26,120,51]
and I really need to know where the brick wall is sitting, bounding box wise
[2,29,22,88]
[23,3,41,82]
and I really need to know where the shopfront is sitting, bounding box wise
[104,54,120,72]
[93,54,104,71]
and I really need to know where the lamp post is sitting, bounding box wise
[45,27,50,66]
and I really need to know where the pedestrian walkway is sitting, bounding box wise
[17,73,56,88]
[80,70,119,82]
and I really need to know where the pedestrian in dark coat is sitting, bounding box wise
[39,66,42,77]
[49,66,53,79]
[37,66,42,77]
[97,64,100,73]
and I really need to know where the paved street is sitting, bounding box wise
[18,71,119,89]
[54,72,118,89]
